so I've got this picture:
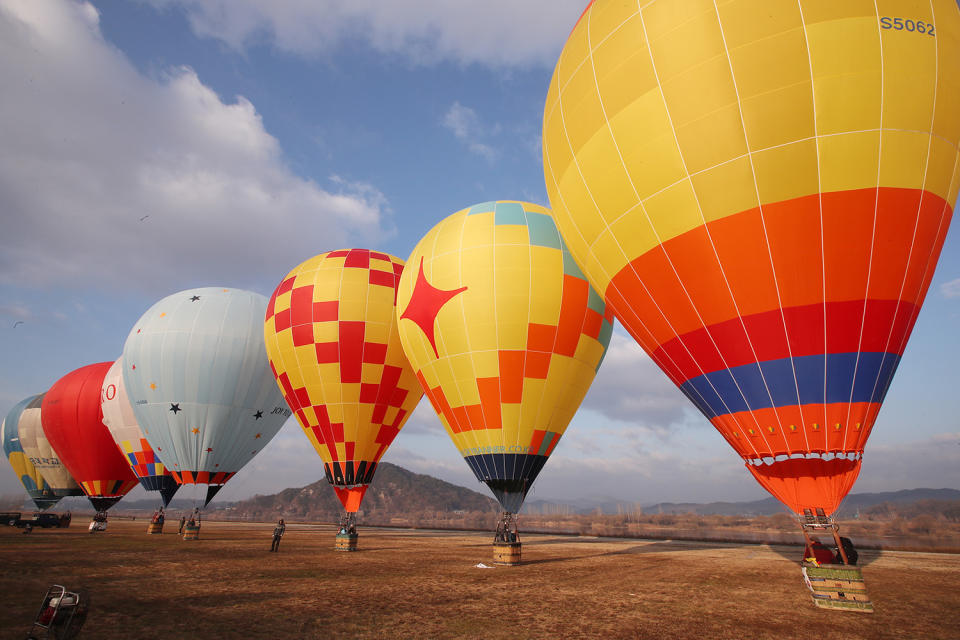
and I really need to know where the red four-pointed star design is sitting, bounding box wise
[399,256,467,357]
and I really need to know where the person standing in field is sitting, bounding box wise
[271,519,285,552]
[178,515,186,534]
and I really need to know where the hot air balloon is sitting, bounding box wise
[42,363,140,514]
[264,249,424,550]
[397,201,612,564]
[15,392,83,500]
[122,288,289,510]
[2,395,59,511]
[543,1,959,525]
[101,357,180,508]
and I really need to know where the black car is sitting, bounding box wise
[16,513,62,528]
[1,511,21,526]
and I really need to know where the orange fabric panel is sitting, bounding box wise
[527,323,557,352]
[758,194,824,311]
[498,351,526,403]
[524,351,552,379]
[747,457,861,516]
[333,485,368,513]
[711,402,879,458]
[476,377,503,429]
[704,207,781,319]
[555,275,590,357]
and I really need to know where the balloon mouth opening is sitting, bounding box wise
[88,496,122,511]
[746,451,862,467]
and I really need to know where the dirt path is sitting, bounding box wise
[2,520,958,639]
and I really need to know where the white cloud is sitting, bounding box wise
[146,0,587,67]
[940,277,960,298]
[856,433,960,492]
[0,0,390,290]
[0,304,32,322]
[582,333,693,429]
[442,101,496,161]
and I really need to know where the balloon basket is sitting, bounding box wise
[147,522,164,535]
[802,562,873,612]
[183,524,200,541]
[335,532,358,552]
[492,541,521,565]
[88,514,107,533]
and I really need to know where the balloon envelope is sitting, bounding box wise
[122,287,289,506]
[543,1,960,515]
[101,357,179,506]
[2,395,59,510]
[264,249,424,513]
[397,201,613,512]
[41,363,139,511]
[15,392,83,498]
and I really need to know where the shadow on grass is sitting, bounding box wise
[766,542,879,566]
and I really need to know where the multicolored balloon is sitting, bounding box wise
[41,363,139,511]
[2,395,59,510]
[543,1,960,515]
[101,357,179,506]
[122,287,289,506]
[397,201,612,512]
[14,392,83,499]
[264,249,423,513]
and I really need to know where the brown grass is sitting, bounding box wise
[2,520,959,639]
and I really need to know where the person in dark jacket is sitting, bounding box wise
[270,519,285,552]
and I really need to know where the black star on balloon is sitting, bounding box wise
[253,410,263,420]
[170,403,182,414]
[190,295,201,302]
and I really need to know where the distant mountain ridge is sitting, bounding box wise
[208,462,497,521]
[21,468,956,520]
[523,488,960,517]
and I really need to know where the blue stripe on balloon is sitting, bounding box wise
[679,352,901,419]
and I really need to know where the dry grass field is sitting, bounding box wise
[2,519,958,639]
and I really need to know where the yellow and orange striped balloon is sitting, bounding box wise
[544,0,960,515]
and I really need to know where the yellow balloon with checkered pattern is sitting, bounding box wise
[264,249,423,513]
[396,201,613,512]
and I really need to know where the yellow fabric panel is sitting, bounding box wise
[645,1,723,84]
[643,179,702,241]
[272,290,292,314]
[679,105,747,178]
[567,128,639,225]
[818,131,881,193]
[691,155,759,223]
[805,14,882,136]
[933,1,960,143]
[751,138,820,204]
[725,24,810,127]
[528,252,564,325]
[608,89,687,200]
[879,13,937,132]
[880,130,934,190]
[592,13,657,121]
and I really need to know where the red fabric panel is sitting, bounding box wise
[338,321,365,383]
[41,363,137,497]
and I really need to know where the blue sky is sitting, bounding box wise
[1,0,958,510]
